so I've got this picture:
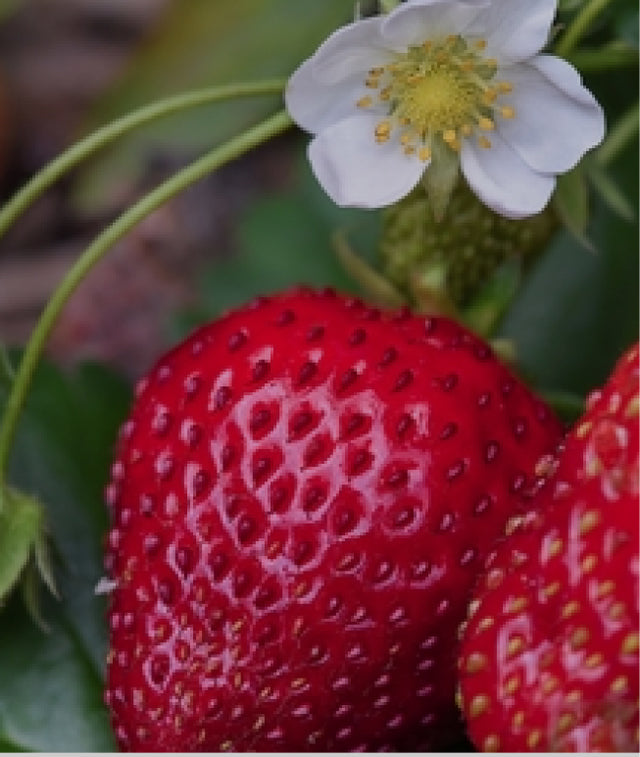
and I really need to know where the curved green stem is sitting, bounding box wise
[0,110,293,486]
[0,79,286,241]
[555,0,615,58]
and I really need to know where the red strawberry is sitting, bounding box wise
[458,344,639,752]
[103,287,562,751]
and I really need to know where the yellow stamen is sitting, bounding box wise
[418,147,432,162]
[499,105,516,119]
[357,96,373,108]
[443,129,458,144]
[478,136,492,149]
[498,82,513,93]
[375,121,392,143]
[478,116,495,130]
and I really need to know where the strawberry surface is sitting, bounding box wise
[103,288,562,751]
[458,344,639,752]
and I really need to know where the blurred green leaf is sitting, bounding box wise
[615,0,639,48]
[72,0,352,212]
[587,161,636,221]
[174,153,380,333]
[0,358,131,750]
[500,139,639,396]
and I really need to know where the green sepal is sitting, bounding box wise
[421,137,460,222]
[409,260,457,316]
[333,230,407,308]
[461,258,522,338]
[553,165,594,251]
[0,487,58,618]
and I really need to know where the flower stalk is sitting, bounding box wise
[0,80,286,241]
[555,0,617,58]
[0,109,293,488]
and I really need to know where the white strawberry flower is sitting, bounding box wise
[285,0,605,219]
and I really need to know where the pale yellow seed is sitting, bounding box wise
[622,632,639,655]
[466,652,488,674]
[484,735,500,751]
[253,715,266,732]
[507,596,528,614]
[597,580,615,598]
[234,672,243,689]
[542,581,561,598]
[585,652,604,668]
[478,616,495,633]
[291,677,307,690]
[581,554,598,573]
[528,731,542,749]
[571,627,590,649]
[219,741,233,752]
[609,601,626,620]
[562,600,580,619]
[548,537,564,558]
[580,509,600,534]
[504,675,520,695]
[543,676,559,694]
[611,675,628,694]
[470,694,491,718]
[576,420,592,439]
[558,713,577,733]
[507,636,525,657]
[565,689,582,704]
[512,711,525,730]
[625,395,639,418]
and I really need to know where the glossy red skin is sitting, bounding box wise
[458,344,639,752]
[103,288,562,752]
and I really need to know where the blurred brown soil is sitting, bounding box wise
[0,0,295,380]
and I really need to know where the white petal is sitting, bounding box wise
[382,0,487,47]
[496,57,605,174]
[308,115,425,208]
[466,0,556,63]
[461,130,555,218]
[286,60,380,135]
[310,17,396,85]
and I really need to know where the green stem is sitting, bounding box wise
[555,0,615,58]
[0,110,293,487]
[0,80,285,241]
[595,102,639,166]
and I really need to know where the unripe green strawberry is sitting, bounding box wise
[380,180,557,310]
[103,288,562,751]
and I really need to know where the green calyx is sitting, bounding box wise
[0,487,57,628]
[379,179,558,327]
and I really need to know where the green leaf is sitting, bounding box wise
[173,155,379,332]
[553,165,593,250]
[500,138,639,396]
[0,358,130,750]
[72,0,352,212]
[0,489,44,606]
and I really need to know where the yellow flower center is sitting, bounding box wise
[357,35,516,159]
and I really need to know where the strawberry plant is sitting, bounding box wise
[0,0,637,752]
